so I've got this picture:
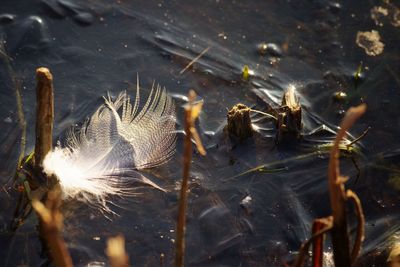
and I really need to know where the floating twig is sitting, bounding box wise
[179,47,210,75]
[346,126,370,149]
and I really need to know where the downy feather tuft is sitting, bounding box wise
[43,78,176,212]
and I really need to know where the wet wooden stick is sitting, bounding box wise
[175,90,205,267]
[34,67,54,170]
[328,104,366,267]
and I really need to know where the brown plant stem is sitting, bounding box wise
[346,190,365,264]
[175,100,192,267]
[175,90,204,267]
[311,218,329,267]
[34,67,54,171]
[328,104,366,267]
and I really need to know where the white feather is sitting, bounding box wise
[43,79,176,211]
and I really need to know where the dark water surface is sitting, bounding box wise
[1,0,400,266]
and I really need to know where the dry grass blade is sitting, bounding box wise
[175,90,205,267]
[179,47,210,75]
[32,188,73,267]
[106,235,130,267]
[328,104,366,267]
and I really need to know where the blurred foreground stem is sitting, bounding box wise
[175,90,205,267]
[32,189,73,267]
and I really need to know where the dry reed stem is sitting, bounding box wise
[32,188,73,267]
[106,235,130,267]
[34,67,54,170]
[292,216,333,267]
[175,90,205,267]
[328,104,366,267]
[311,218,329,267]
[346,190,365,264]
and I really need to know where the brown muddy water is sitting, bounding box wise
[1,0,400,266]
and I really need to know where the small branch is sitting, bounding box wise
[106,235,130,267]
[34,67,54,171]
[346,190,365,264]
[179,47,210,75]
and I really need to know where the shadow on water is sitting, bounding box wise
[0,0,400,266]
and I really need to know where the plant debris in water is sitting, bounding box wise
[356,30,385,56]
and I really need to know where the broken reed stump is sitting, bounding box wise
[276,85,302,142]
[227,103,253,140]
[34,67,54,172]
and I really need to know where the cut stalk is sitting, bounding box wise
[34,67,54,171]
